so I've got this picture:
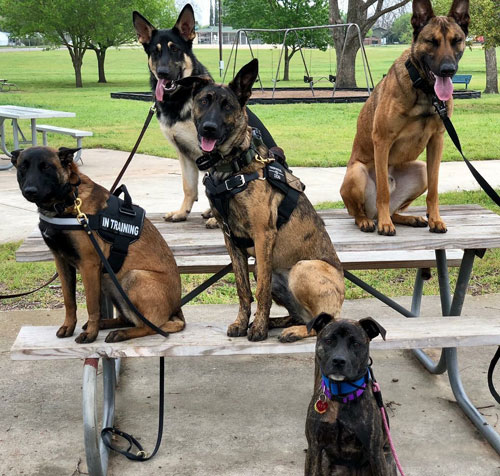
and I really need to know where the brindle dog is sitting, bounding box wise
[12,146,184,343]
[178,59,345,342]
[340,0,470,235]
[305,315,395,476]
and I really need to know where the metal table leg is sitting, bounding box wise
[31,119,37,146]
[0,117,14,169]
[82,295,120,476]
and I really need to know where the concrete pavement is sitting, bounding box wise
[1,148,500,244]
[1,295,499,475]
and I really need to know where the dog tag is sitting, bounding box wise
[314,399,328,414]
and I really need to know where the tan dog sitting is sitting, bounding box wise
[340,0,469,235]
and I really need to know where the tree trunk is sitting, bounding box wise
[283,46,290,81]
[334,38,359,88]
[484,47,499,94]
[95,47,107,83]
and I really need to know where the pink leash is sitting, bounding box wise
[372,382,406,476]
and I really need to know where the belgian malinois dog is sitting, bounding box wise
[305,315,395,475]
[178,59,345,342]
[340,0,469,235]
[133,4,278,224]
[12,146,184,343]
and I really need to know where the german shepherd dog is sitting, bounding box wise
[178,59,345,342]
[340,0,469,235]
[133,4,277,224]
[12,146,184,343]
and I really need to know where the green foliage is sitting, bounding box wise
[388,13,413,44]
[223,0,331,50]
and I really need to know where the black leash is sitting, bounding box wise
[110,104,156,194]
[488,346,500,405]
[0,272,59,300]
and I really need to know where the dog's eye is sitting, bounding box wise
[426,38,439,47]
[451,37,462,45]
[170,45,178,53]
[200,97,209,106]
[40,162,50,171]
[224,103,232,111]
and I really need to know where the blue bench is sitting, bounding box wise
[452,74,472,89]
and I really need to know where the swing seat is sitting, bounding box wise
[304,75,336,85]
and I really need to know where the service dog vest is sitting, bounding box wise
[39,185,145,273]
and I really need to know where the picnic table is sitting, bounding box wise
[0,105,75,170]
[11,205,500,475]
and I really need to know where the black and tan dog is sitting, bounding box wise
[178,59,344,342]
[340,0,469,236]
[133,4,277,224]
[12,146,184,343]
[305,315,396,475]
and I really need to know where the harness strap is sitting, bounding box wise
[404,59,500,207]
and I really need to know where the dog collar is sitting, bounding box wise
[39,213,82,230]
[321,370,370,404]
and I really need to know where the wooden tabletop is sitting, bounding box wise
[0,105,76,120]
[16,205,500,272]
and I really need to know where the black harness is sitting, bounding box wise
[39,185,145,273]
[199,130,304,248]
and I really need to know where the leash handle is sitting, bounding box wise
[102,356,165,461]
[372,383,406,476]
[110,104,156,194]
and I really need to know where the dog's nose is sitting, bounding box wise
[156,66,169,78]
[332,357,346,368]
[439,62,457,77]
[23,186,38,199]
[202,122,218,136]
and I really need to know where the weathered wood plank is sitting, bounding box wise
[11,315,500,360]
[15,206,500,264]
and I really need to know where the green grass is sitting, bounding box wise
[1,190,499,311]
[0,46,499,166]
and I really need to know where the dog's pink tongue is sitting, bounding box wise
[434,76,453,101]
[155,79,166,102]
[201,137,217,152]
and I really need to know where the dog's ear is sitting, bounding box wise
[307,313,333,335]
[448,0,470,36]
[228,59,259,107]
[359,317,386,341]
[133,11,156,45]
[176,75,212,97]
[58,147,80,167]
[174,4,196,42]
[10,149,23,167]
[411,0,435,40]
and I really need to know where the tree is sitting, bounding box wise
[433,0,499,94]
[387,12,413,43]
[88,0,176,84]
[329,0,411,88]
[223,0,331,81]
[0,0,95,88]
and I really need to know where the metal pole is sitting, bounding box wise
[218,0,223,77]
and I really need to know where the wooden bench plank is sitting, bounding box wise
[11,315,500,360]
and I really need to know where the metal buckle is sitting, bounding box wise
[225,174,245,191]
[222,221,232,237]
[432,98,448,119]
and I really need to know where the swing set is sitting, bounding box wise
[223,24,374,103]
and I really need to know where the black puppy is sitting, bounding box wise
[305,315,397,476]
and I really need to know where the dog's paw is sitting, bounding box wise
[410,216,428,227]
[247,323,268,342]
[429,219,447,233]
[56,325,75,338]
[201,208,213,219]
[105,330,127,343]
[75,331,98,344]
[278,328,304,343]
[356,218,376,233]
[163,211,188,222]
[227,322,248,337]
[205,217,219,229]
[377,221,396,236]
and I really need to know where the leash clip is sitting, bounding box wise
[255,154,274,165]
[136,450,149,458]
[73,198,88,224]
[432,98,448,119]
